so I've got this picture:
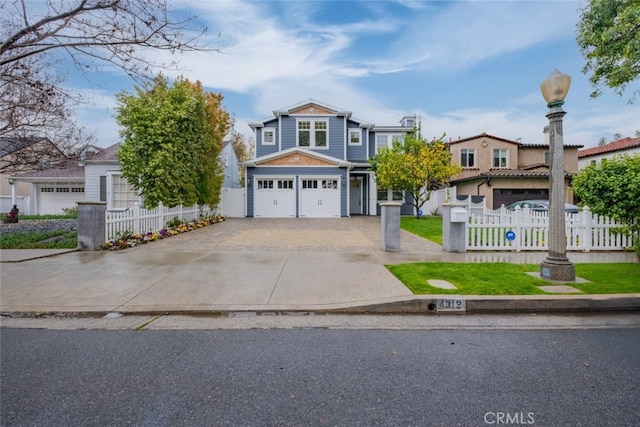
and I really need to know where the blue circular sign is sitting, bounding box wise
[505,230,516,241]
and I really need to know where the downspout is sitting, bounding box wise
[477,177,492,195]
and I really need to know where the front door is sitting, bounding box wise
[349,177,363,215]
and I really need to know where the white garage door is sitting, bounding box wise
[254,178,296,217]
[299,178,340,218]
[39,186,84,215]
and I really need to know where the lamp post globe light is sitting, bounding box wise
[540,69,575,281]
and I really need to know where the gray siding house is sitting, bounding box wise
[245,99,414,217]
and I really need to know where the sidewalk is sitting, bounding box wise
[1,217,638,316]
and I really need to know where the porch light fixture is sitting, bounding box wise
[539,69,575,281]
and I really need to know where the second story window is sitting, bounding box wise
[298,120,328,148]
[375,133,403,154]
[460,149,476,168]
[262,128,275,145]
[349,128,361,145]
[493,149,508,168]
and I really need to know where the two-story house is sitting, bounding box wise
[447,133,582,209]
[244,100,415,218]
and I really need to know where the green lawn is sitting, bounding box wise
[400,216,443,245]
[387,262,640,295]
[0,230,77,249]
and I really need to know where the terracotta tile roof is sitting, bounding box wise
[578,137,640,158]
[446,133,582,148]
[447,132,520,145]
[451,168,572,184]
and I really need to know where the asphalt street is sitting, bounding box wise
[2,318,639,426]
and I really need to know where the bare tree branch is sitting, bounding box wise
[0,0,216,172]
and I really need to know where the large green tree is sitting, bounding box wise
[576,0,640,100]
[115,75,230,209]
[369,134,461,218]
[571,154,640,253]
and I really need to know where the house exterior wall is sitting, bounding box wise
[221,143,242,188]
[84,162,120,201]
[578,146,640,169]
[247,101,416,217]
[449,135,580,210]
[517,148,548,168]
[449,137,519,180]
[245,166,348,217]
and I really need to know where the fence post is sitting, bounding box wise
[77,201,107,251]
[513,206,522,252]
[157,202,165,231]
[133,202,140,234]
[582,206,592,252]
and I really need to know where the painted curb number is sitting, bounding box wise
[436,298,466,311]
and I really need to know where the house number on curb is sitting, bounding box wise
[436,298,466,311]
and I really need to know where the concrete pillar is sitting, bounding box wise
[442,202,468,252]
[380,202,402,252]
[77,201,107,251]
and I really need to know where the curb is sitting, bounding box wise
[2,296,639,318]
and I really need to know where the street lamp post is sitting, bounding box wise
[540,69,575,281]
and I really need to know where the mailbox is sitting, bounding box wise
[450,207,468,223]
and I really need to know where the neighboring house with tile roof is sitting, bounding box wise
[10,142,242,215]
[578,137,640,169]
[447,133,582,209]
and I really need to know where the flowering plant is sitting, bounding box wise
[102,215,225,250]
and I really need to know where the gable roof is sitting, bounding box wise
[85,143,120,163]
[250,99,375,129]
[0,136,62,157]
[446,132,582,148]
[578,137,640,158]
[446,133,521,146]
[243,147,350,167]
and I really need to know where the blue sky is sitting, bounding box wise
[67,0,640,150]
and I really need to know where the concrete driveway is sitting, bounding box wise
[0,217,440,314]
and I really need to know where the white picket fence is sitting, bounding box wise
[467,206,636,252]
[105,203,215,240]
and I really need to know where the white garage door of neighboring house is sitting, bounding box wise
[299,178,340,218]
[39,186,84,215]
[254,178,296,217]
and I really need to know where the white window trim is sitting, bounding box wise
[375,133,403,154]
[460,148,476,168]
[262,127,276,146]
[377,189,405,203]
[348,128,362,145]
[296,119,329,149]
[492,148,509,169]
[107,172,139,211]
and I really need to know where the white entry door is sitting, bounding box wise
[299,178,340,217]
[254,178,296,217]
